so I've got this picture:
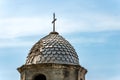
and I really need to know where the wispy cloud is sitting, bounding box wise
[0,38,33,48]
[109,76,120,80]
[58,13,120,33]
[68,37,106,45]
[0,1,120,80]
[1,13,120,39]
[0,17,52,38]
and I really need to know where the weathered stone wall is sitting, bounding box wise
[17,63,87,80]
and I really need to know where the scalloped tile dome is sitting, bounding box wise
[26,32,79,65]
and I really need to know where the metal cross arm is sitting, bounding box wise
[52,13,57,32]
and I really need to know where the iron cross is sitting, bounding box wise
[52,13,57,32]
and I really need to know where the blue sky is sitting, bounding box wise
[0,0,120,80]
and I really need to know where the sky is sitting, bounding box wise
[0,0,120,80]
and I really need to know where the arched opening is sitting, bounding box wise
[80,78,83,80]
[34,74,46,80]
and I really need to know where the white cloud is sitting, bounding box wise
[0,38,33,48]
[109,76,120,80]
[0,0,5,4]
[69,37,106,45]
[0,17,51,38]
[96,75,120,80]
[58,13,120,33]
[0,13,120,39]
[87,76,120,80]
[0,0,6,11]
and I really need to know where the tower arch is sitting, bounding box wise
[33,74,46,80]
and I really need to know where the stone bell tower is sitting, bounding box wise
[17,14,87,80]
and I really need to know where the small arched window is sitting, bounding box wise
[34,74,46,80]
[80,78,83,80]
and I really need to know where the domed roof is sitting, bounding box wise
[26,32,79,65]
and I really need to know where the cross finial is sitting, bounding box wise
[52,13,57,32]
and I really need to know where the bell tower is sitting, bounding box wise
[17,14,87,80]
